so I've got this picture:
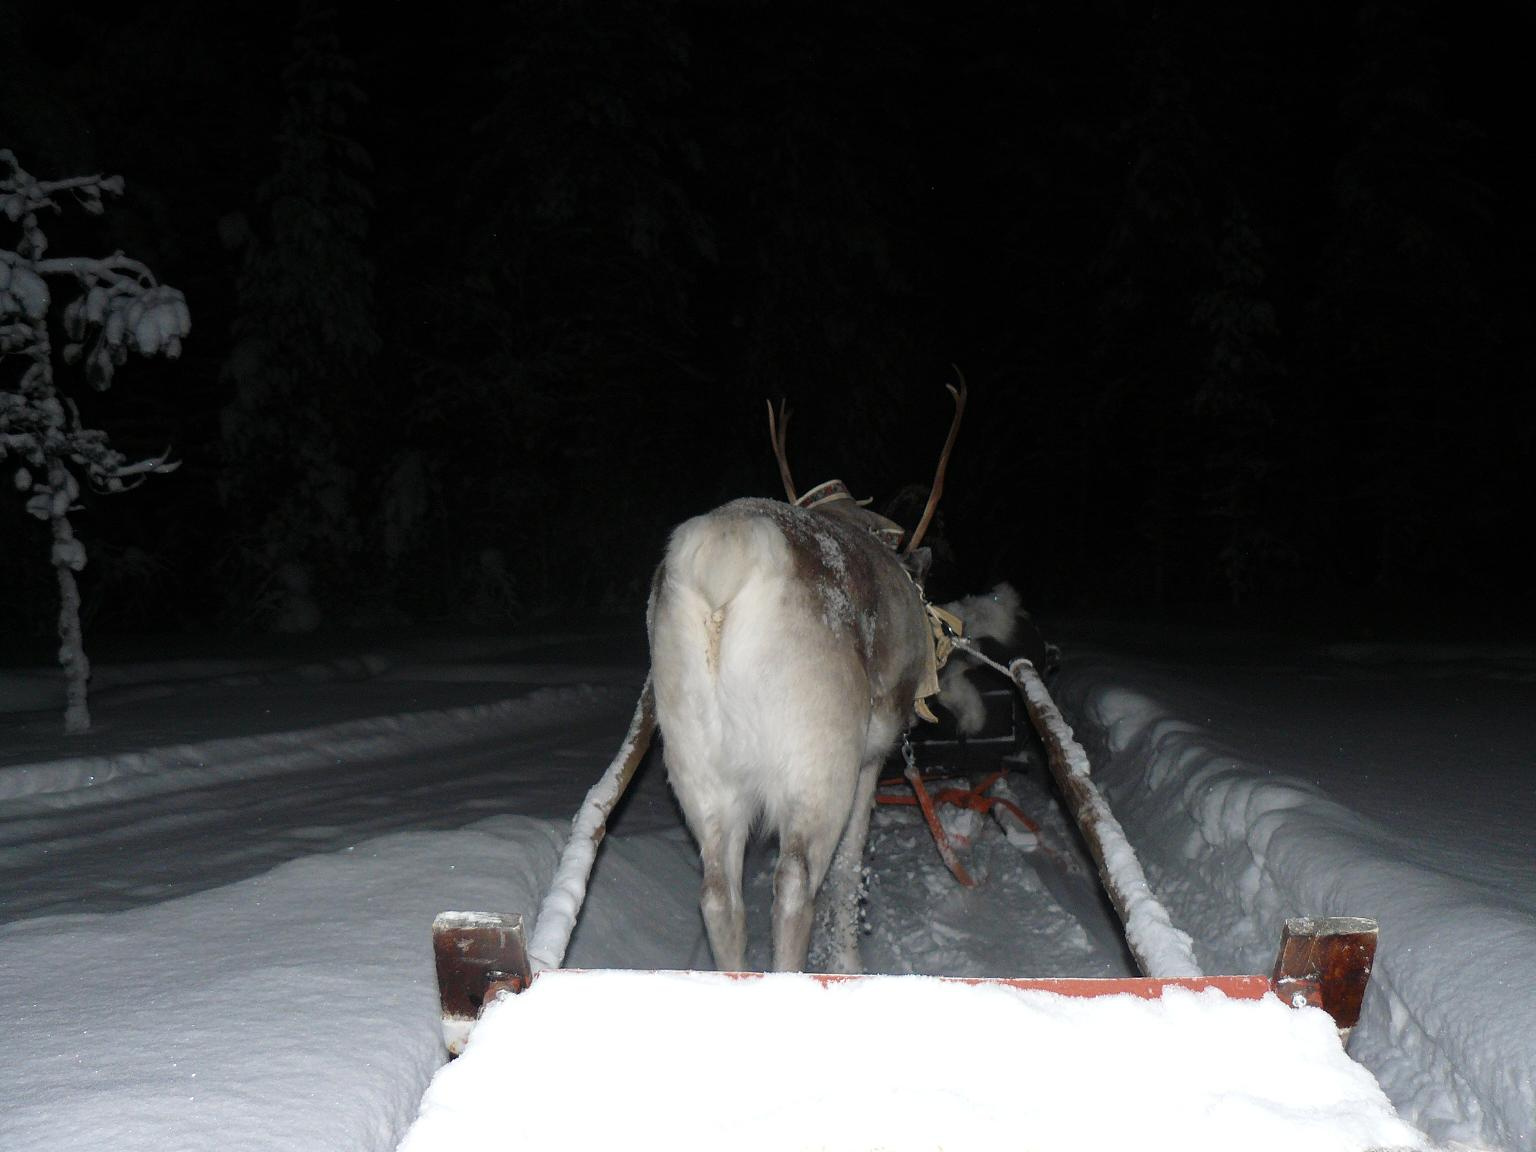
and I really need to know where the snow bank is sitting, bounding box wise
[0,817,563,1152]
[398,969,1425,1152]
[1056,666,1532,1150]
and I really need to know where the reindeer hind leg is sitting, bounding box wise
[698,817,749,971]
[771,786,853,972]
[820,758,881,974]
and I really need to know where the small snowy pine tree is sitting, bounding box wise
[0,149,188,733]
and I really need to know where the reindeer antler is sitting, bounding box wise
[766,398,798,503]
[903,368,968,555]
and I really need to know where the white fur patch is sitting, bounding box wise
[941,582,1021,647]
[936,583,1022,735]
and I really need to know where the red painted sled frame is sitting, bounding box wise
[432,910,1378,1057]
[430,662,1379,1056]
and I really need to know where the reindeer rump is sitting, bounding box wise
[648,497,930,972]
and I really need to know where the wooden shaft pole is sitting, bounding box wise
[1009,659,1202,978]
[527,677,657,973]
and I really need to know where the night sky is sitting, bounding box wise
[3,0,1531,645]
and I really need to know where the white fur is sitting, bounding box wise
[938,583,1021,737]
[942,582,1021,648]
[937,663,989,736]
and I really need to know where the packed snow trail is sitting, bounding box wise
[1,634,1132,975]
[0,649,646,923]
[0,693,617,921]
[559,722,1138,980]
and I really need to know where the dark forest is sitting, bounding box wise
[3,0,1531,648]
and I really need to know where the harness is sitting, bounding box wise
[794,479,963,723]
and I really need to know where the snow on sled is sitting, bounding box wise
[400,665,1426,1151]
[400,966,1418,1152]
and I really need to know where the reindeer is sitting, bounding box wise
[647,380,973,973]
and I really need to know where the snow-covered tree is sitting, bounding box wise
[1306,0,1494,601]
[219,4,377,631]
[1190,203,1288,606]
[452,0,713,611]
[1091,21,1216,608]
[0,149,188,734]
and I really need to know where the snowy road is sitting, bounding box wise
[0,635,1133,978]
[0,680,639,923]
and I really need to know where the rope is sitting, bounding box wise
[949,632,1012,677]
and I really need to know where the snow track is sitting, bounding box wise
[0,677,636,923]
[0,685,613,806]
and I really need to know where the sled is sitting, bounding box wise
[407,661,1411,1150]
[428,661,1378,1054]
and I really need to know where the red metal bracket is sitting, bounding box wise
[433,911,531,1056]
[1270,915,1378,1036]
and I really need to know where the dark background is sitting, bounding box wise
[3,0,1531,645]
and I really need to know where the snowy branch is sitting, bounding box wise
[22,251,159,289]
[1,149,123,228]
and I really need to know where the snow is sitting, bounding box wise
[1050,632,1536,1149]
[0,626,1527,1150]
[400,970,1423,1152]
[0,817,561,1152]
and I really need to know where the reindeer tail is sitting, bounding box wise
[648,508,792,738]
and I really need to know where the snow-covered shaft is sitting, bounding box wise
[1010,658,1202,978]
[527,678,656,973]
